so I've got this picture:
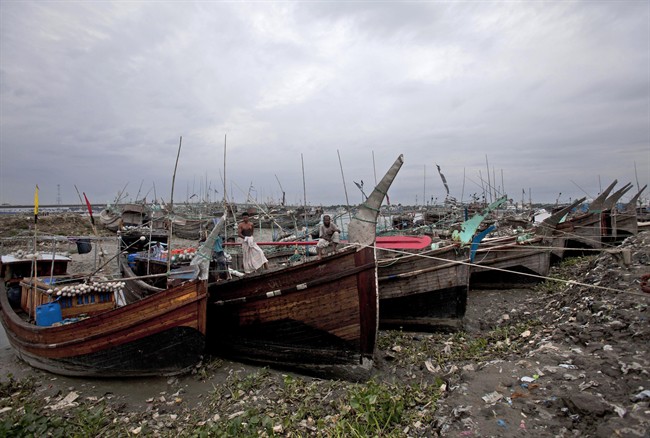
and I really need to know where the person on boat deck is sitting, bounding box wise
[151,241,164,258]
[317,214,340,259]
[238,212,268,273]
[212,235,231,279]
[237,212,255,239]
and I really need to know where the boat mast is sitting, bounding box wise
[223,134,229,241]
[337,150,352,222]
[167,136,183,275]
[30,185,39,320]
[301,153,309,231]
[423,164,426,207]
[485,155,492,203]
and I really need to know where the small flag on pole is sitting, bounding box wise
[34,185,39,224]
[436,164,450,195]
[83,192,95,225]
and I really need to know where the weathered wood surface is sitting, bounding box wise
[0,279,207,377]
[470,236,551,287]
[610,185,646,242]
[378,244,469,300]
[20,278,115,319]
[206,246,376,365]
[554,212,604,250]
[204,154,404,367]
[376,243,470,329]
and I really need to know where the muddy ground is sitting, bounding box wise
[0,214,648,436]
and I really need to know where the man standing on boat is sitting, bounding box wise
[238,212,268,273]
[317,215,340,259]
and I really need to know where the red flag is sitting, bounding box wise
[83,192,95,225]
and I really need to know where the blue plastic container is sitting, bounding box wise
[127,253,137,268]
[36,302,63,327]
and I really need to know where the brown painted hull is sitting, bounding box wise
[470,237,551,288]
[206,246,377,367]
[377,244,469,329]
[0,279,207,377]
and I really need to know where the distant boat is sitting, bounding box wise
[554,181,637,254]
[99,207,121,232]
[99,202,150,232]
[469,200,586,288]
[609,185,645,244]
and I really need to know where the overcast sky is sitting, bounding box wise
[1,1,648,208]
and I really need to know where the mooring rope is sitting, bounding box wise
[354,242,650,298]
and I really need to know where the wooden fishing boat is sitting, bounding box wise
[374,197,509,330]
[468,202,583,288]
[99,202,152,232]
[0,254,207,377]
[120,203,149,227]
[99,207,122,232]
[553,181,617,252]
[600,183,633,244]
[377,241,469,330]
[202,155,404,368]
[537,198,586,260]
[609,185,645,244]
[469,234,552,288]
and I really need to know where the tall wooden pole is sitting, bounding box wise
[167,136,183,275]
[301,154,309,230]
[485,155,492,203]
[461,167,466,203]
[337,150,352,222]
[372,151,377,186]
[423,164,426,207]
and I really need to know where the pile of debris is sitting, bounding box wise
[435,231,649,437]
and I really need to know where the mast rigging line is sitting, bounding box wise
[351,243,649,298]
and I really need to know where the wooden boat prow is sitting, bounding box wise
[204,155,404,369]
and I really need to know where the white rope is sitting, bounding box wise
[357,243,650,298]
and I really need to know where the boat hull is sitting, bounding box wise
[554,212,603,252]
[470,237,551,288]
[377,244,469,330]
[205,246,377,367]
[0,279,207,377]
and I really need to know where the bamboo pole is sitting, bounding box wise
[30,185,39,321]
[223,135,228,241]
[167,136,183,275]
[485,155,492,203]
[423,164,426,207]
[461,167,466,204]
[301,154,309,231]
[372,151,378,186]
[73,185,106,266]
[337,150,352,222]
